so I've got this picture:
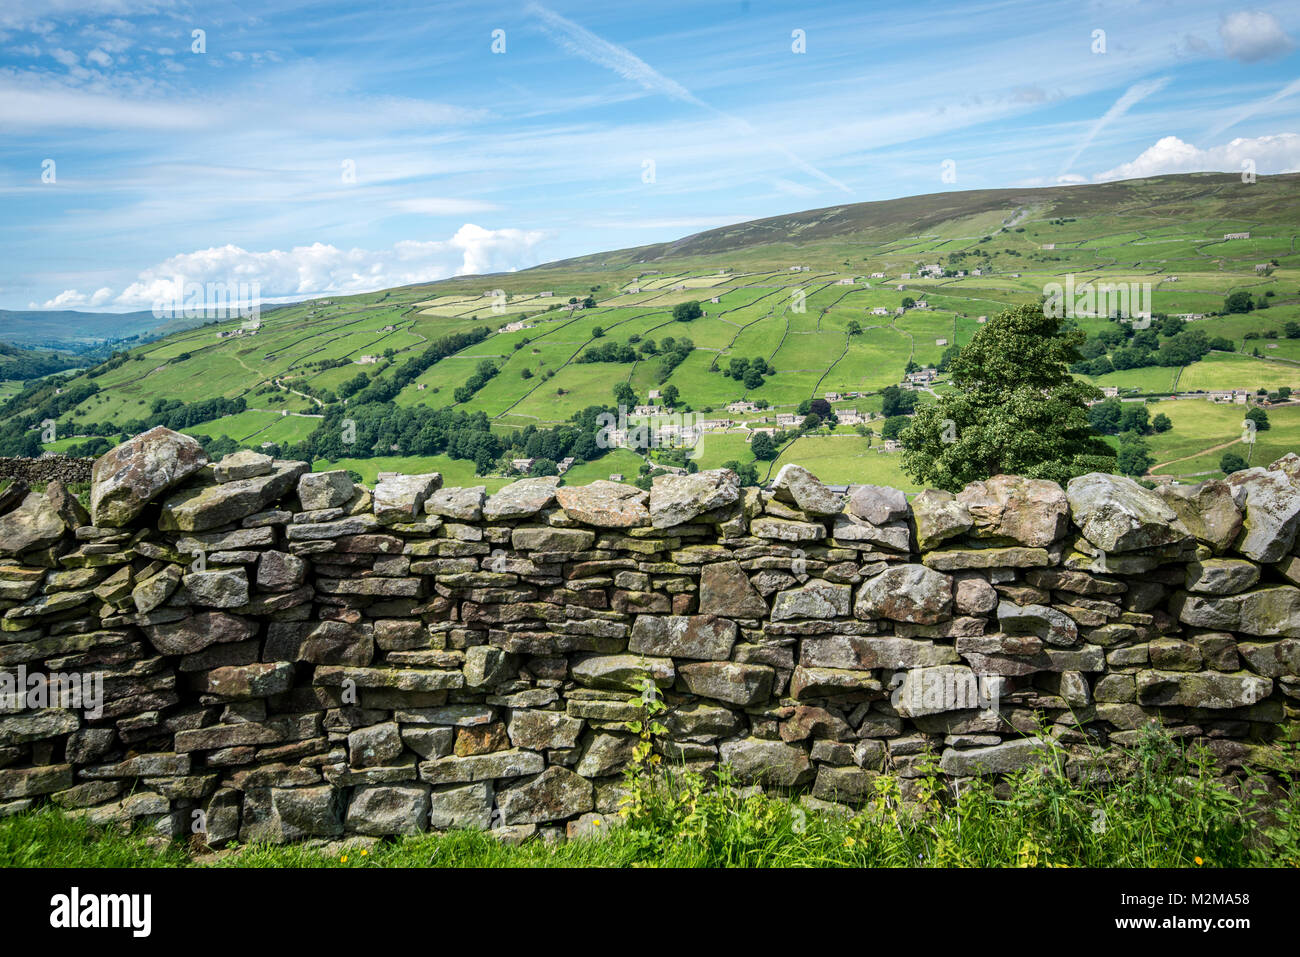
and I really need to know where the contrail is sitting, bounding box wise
[1208,75,1300,138]
[1058,77,1170,178]
[526,2,853,194]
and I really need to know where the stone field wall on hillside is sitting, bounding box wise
[0,426,1297,844]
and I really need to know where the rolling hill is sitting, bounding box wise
[5,171,1300,491]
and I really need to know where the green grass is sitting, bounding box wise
[2,727,1296,868]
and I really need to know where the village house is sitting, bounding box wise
[647,389,661,400]
[748,427,778,439]
[557,457,575,475]
[913,300,930,309]
[824,392,842,402]
[696,419,732,431]
[608,474,624,482]
[538,291,553,297]
[906,368,937,386]
[870,272,886,279]
[1224,232,1251,240]
[512,458,535,473]
[935,337,947,345]
[971,268,982,276]
[416,383,427,390]
[1042,243,1055,250]
[1101,386,1119,398]
[837,409,864,425]
[633,405,664,416]
[776,413,800,427]
[727,400,759,414]
[976,315,987,323]
[356,355,378,365]
[871,306,890,315]
[837,278,854,285]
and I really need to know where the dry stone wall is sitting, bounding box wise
[0,426,1297,844]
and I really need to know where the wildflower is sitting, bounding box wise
[592,818,602,826]
[361,849,368,857]
[341,855,348,863]
[1194,856,1203,866]
[844,837,856,848]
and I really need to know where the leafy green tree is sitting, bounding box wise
[1220,451,1248,474]
[899,302,1115,490]
[672,301,702,322]
[847,320,862,335]
[880,385,918,417]
[1224,291,1254,314]
[750,431,776,460]
[1116,434,1154,477]
[1151,412,1172,433]
[613,383,637,408]
[661,384,679,406]
[881,415,910,440]
[1118,404,1150,434]
[802,413,822,431]
[722,459,759,485]
[743,367,765,389]
[901,297,916,309]
[1246,407,1270,431]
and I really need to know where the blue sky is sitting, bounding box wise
[1,0,1298,312]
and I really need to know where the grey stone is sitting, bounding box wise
[649,470,740,528]
[90,426,209,527]
[854,564,953,624]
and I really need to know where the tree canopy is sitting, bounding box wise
[899,302,1116,490]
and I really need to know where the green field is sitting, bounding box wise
[7,172,1300,488]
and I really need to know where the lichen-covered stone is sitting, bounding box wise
[854,564,952,624]
[90,427,209,527]
[1066,472,1186,553]
[649,470,739,528]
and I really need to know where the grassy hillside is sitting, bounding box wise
[5,171,1300,488]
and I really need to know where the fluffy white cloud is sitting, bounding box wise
[1219,11,1293,62]
[66,225,550,310]
[1094,133,1300,180]
[40,286,112,308]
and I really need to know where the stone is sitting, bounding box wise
[257,551,307,590]
[575,733,634,777]
[628,615,737,660]
[555,481,649,527]
[158,460,309,532]
[998,601,1078,646]
[812,766,879,803]
[510,527,595,552]
[1173,586,1300,638]
[214,449,273,483]
[718,738,813,787]
[202,662,294,698]
[910,489,973,550]
[1066,472,1186,553]
[957,475,1068,546]
[800,635,959,670]
[1155,480,1243,553]
[1185,558,1260,595]
[1237,639,1300,677]
[418,750,544,785]
[132,565,182,614]
[771,580,851,620]
[1226,468,1300,562]
[698,561,767,618]
[144,611,258,655]
[649,470,740,528]
[832,514,911,550]
[847,484,909,526]
[349,722,403,768]
[750,517,825,541]
[428,782,493,829]
[507,710,584,750]
[425,486,485,521]
[570,655,674,692]
[954,573,997,615]
[90,427,209,527]
[677,662,774,706]
[854,564,952,624]
[241,786,344,842]
[500,767,593,824]
[921,546,1050,570]
[939,738,1054,775]
[182,568,250,608]
[1135,670,1272,709]
[893,665,1002,717]
[772,464,844,515]
[297,471,355,510]
[482,477,560,520]
[373,473,442,522]
[346,784,429,836]
[0,491,70,559]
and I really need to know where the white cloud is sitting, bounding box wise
[85,48,112,67]
[1220,10,1294,63]
[1094,132,1300,180]
[51,225,552,310]
[50,47,79,67]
